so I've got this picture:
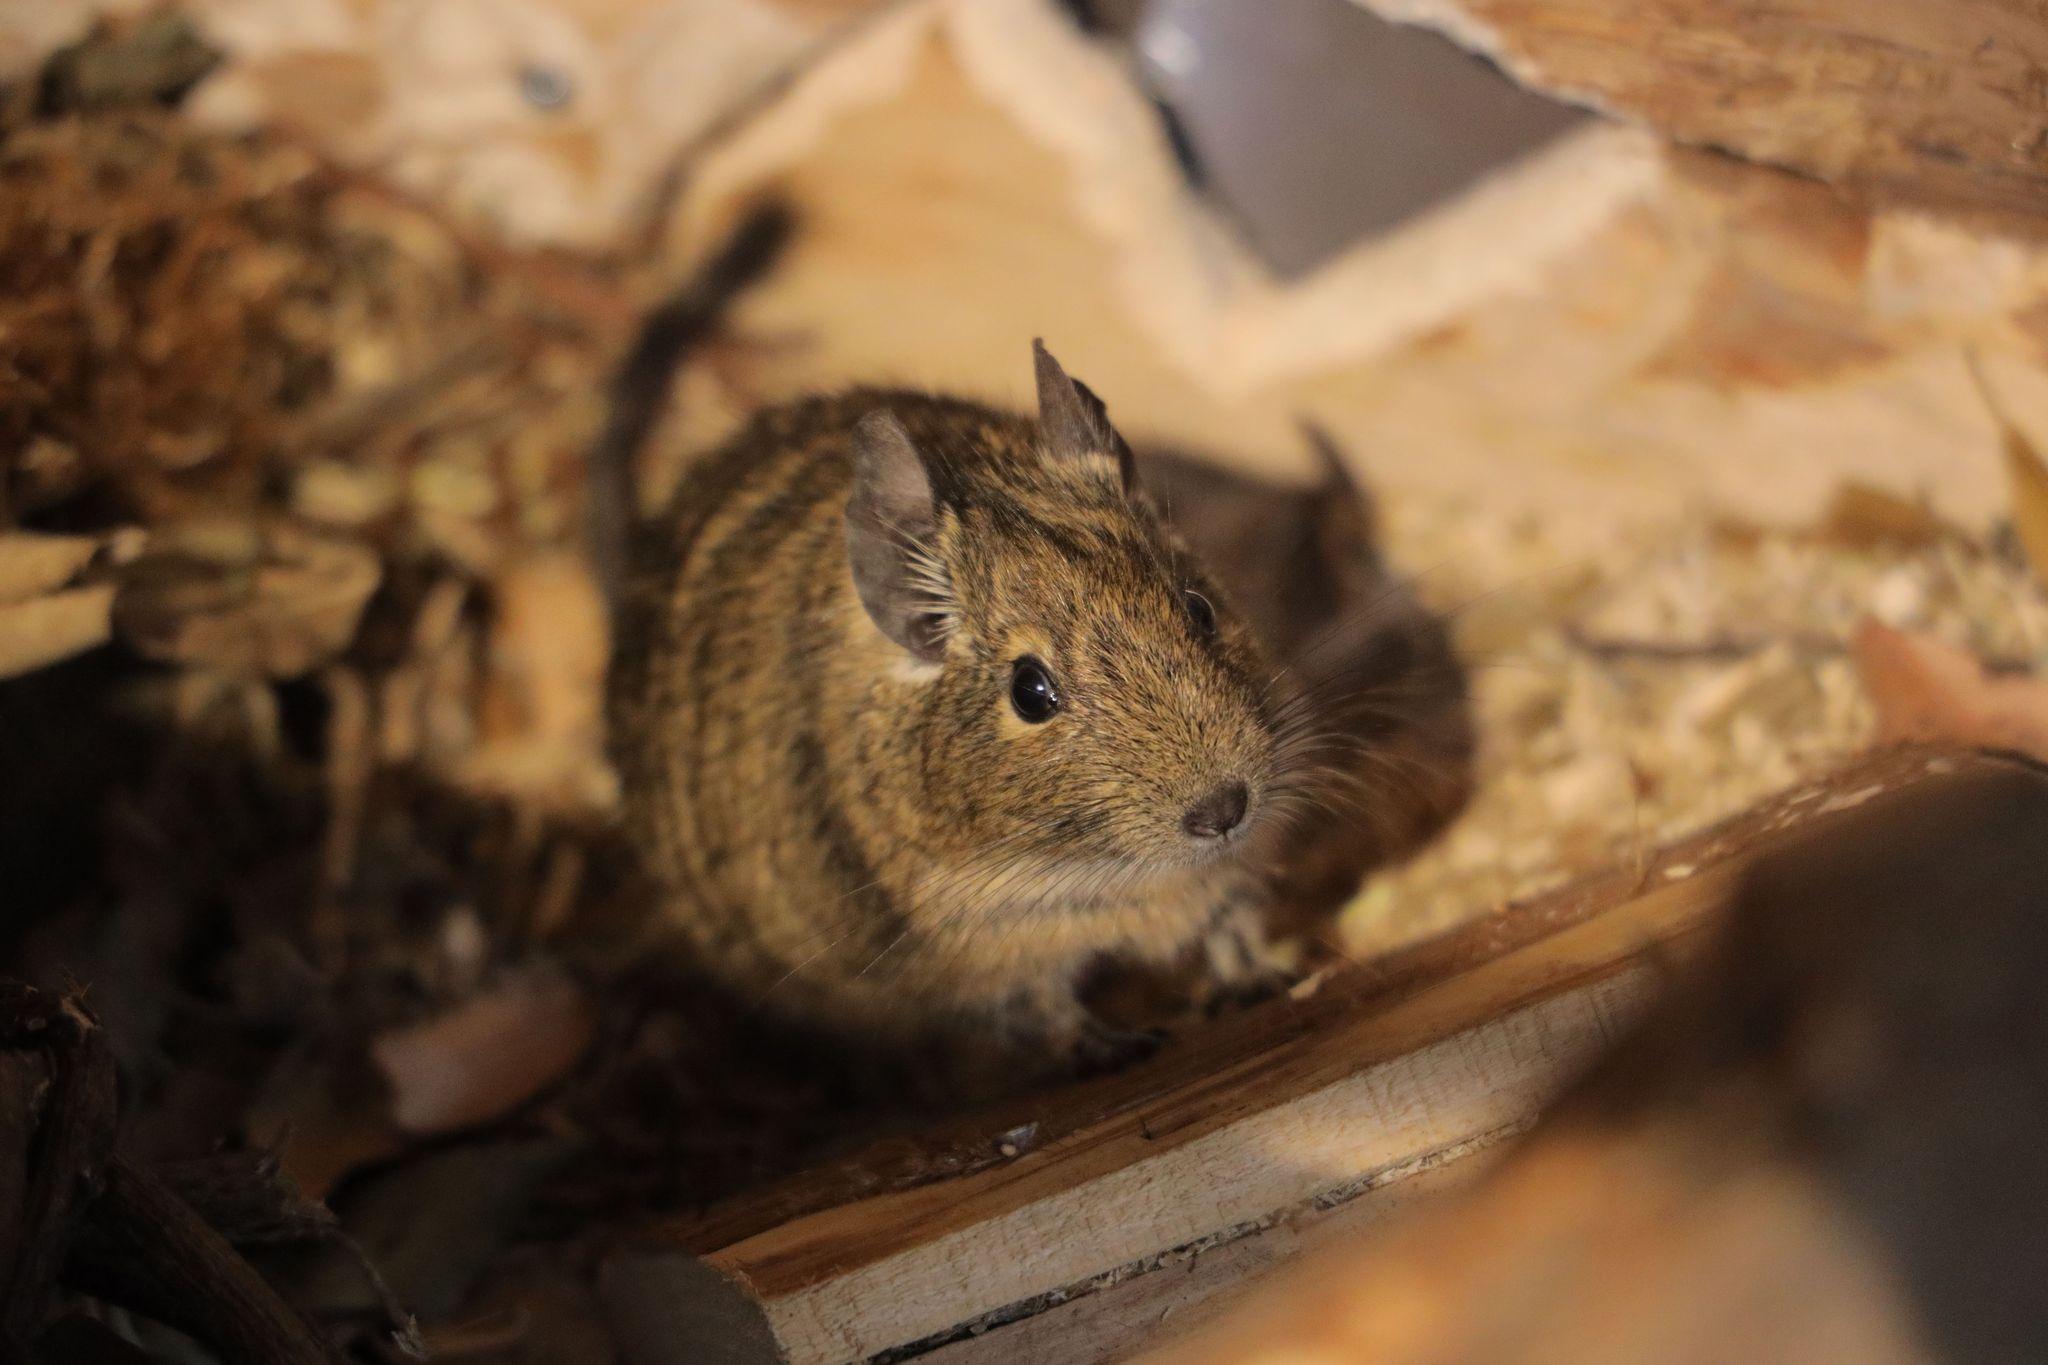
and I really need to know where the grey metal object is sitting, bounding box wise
[1129,0,1589,277]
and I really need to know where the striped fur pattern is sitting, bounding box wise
[611,350,1296,1075]
[606,349,1286,1064]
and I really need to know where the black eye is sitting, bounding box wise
[1009,656,1061,723]
[1183,588,1217,637]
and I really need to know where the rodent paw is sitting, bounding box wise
[1201,973,1290,1017]
[1073,1019,1168,1076]
[1190,913,1298,1013]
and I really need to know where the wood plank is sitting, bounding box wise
[1355,0,2048,221]
[915,1133,1502,1365]
[596,747,1988,1364]
[740,973,1650,1360]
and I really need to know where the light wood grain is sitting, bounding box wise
[915,1137,1496,1365]
[745,973,1651,1361]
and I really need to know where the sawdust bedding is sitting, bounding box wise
[1352,490,2048,954]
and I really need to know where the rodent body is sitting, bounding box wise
[612,358,1286,1069]
[601,208,1473,1082]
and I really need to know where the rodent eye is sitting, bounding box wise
[1008,656,1061,723]
[1183,588,1218,638]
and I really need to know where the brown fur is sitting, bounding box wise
[612,362,1292,1071]
[610,336,1473,1084]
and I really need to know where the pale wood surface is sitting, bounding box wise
[0,586,115,681]
[0,532,124,680]
[735,973,1653,1361]
[659,0,2048,562]
[918,1138,1499,1365]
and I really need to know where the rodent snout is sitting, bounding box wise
[1181,781,1250,840]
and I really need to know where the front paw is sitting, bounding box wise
[1073,1018,1167,1075]
[1198,914,1299,1013]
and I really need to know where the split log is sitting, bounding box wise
[0,985,118,1355]
[658,0,2048,555]
[595,746,1990,1364]
[1353,0,2048,221]
[65,1157,342,1365]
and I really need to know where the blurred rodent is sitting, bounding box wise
[599,204,1472,1083]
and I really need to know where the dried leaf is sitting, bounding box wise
[454,552,615,808]
[112,522,381,677]
[323,1139,576,1326]
[1852,620,2048,763]
[1965,351,2048,589]
[1814,482,1953,553]
[370,972,595,1135]
[243,1070,405,1206]
[41,13,222,113]
[2004,420,2048,591]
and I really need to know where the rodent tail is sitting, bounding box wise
[586,198,797,612]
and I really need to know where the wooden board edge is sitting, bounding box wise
[911,1125,1517,1364]
[608,964,1656,1362]
[658,747,1970,1262]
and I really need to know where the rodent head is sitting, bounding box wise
[844,342,1280,884]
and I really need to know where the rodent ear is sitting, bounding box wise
[1034,339,1136,492]
[1299,419,1382,576]
[847,410,952,663]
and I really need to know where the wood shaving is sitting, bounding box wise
[1346,503,2048,954]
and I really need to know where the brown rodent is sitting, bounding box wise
[602,212,1472,1080]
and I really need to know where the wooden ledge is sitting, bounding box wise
[598,746,2001,1364]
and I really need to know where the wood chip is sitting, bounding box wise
[0,531,106,604]
[2002,409,2048,593]
[1853,619,2048,763]
[371,971,596,1136]
[0,584,117,679]
[112,522,381,678]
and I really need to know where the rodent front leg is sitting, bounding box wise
[1073,1014,1169,1075]
[1195,897,1299,1013]
[993,978,1166,1076]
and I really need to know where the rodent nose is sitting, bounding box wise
[1182,781,1249,839]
